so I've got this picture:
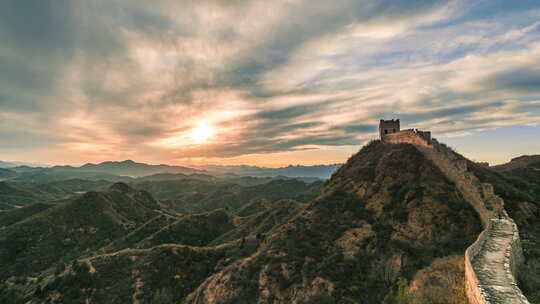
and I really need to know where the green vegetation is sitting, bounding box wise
[0,183,161,280]
[0,181,57,210]
[134,178,322,214]
[1,144,536,303]
[0,282,25,304]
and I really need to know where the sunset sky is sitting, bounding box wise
[1,0,539,167]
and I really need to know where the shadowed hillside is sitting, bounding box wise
[0,183,162,280]
[0,168,16,179]
[182,141,480,303]
[133,178,322,214]
[4,144,537,303]
[0,182,57,210]
[7,140,486,303]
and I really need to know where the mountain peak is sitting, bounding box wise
[494,154,540,171]
[120,159,136,164]
[108,182,133,193]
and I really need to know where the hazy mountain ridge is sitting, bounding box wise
[4,160,339,180]
[0,161,336,204]
[202,163,341,179]
[50,160,204,178]
[0,161,48,168]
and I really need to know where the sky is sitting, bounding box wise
[0,0,539,167]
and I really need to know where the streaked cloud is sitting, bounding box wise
[0,0,539,165]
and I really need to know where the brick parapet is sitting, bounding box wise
[464,221,492,304]
[503,215,529,303]
[381,129,432,147]
[414,141,529,304]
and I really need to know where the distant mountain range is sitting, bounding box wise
[3,160,342,180]
[201,164,342,179]
[0,160,49,168]
[50,159,204,177]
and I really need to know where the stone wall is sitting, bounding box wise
[504,214,529,303]
[417,144,492,228]
[414,142,529,304]
[464,222,492,304]
[382,129,431,147]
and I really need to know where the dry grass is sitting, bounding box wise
[409,255,467,304]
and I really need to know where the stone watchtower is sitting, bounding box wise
[379,119,400,138]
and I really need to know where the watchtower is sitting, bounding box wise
[379,119,400,139]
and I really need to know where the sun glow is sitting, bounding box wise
[190,124,214,144]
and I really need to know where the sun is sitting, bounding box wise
[190,124,214,144]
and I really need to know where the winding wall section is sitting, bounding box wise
[386,135,530,303]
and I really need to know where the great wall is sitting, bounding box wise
[379,119,530,304]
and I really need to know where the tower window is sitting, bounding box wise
[384,129,388,134]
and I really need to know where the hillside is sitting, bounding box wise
[133,178,322,214]
[6,140,488,303]
[34,179,112,197]
[31,240,260,304]
[183,141,481,303]
[0,183,162,280]
[3,142,538,303]
[0,168,16,179]
[0,202,54,228]
[492,155,540,172]
[0,182,57,210]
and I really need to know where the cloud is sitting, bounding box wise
[483,68,540,94]
[0,0,539,165]
[331,124,378,134]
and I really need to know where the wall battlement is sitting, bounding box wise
[379,119,400,139]
[379,119,432,146]
[377,118,529,303]
[415,141,529,304]
[381,129,432,147]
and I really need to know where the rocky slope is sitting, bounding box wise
[5,142,536,303]
[3,140,486,303]
[183,141,481,304]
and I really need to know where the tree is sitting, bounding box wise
[152,288,174,304]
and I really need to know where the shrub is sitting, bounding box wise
[152,288,174,304]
